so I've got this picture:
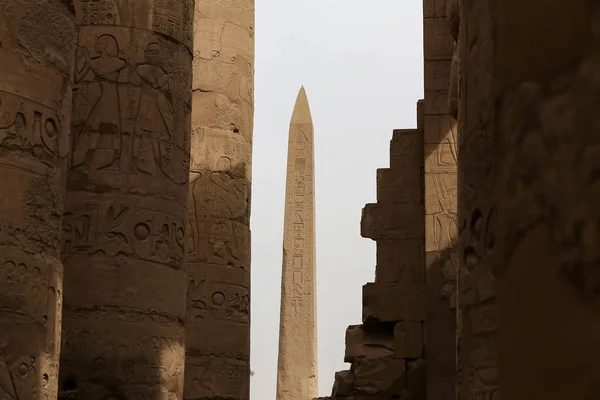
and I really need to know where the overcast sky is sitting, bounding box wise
[250,1,424,398]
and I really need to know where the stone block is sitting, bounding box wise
[361,203,425,241]
[425,212,458,253]
[344,324,395,363]
[394,321,424,359]
[375,239,425,284]
[389,129,424,170]
[424,114,456,145]
[424,60,452,91]
[424,90,449,115]
[332,370,355,397]
[376,168,423,204]
[424,17,453,61]
[425,143,457,173]
[363,283,425,323]
[424,173,457,215]
[352,356,406,396]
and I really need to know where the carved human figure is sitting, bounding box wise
[72,34,127,171]
[132,43,175,176]
[208,157,247,218]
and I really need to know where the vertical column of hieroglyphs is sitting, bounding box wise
[0,1,75,399]
[184,0,254,398]
[422,0,457,397]
[59,1,194,398]
[276,87,317,400]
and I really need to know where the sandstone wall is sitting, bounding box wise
[317,103,427,400]
[0,1,76,398]
[458,0,600,399]
[422,0,457,398]
[60,1,194,398]
[184,0,254,398]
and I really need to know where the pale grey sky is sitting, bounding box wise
[250,1,424,398]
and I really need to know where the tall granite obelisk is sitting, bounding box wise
[276,86,318,400]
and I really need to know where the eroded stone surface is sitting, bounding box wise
[458,1,600,399]
[0,1,76,398]
[60,1,194,398]
[276,87,318,400]
[184,0,254,397]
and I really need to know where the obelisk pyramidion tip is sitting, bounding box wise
[291,86,312,125]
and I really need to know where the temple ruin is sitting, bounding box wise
[2,0,600,399]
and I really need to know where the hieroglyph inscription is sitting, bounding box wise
[70,33,190,184]
[187,162,250,269]
[285,127,314,325]
[0,92,62,160]
[62,203,185,269]
[76,0,193,47]
[187,275,250,324]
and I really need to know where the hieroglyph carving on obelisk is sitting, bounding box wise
[276,86,318,400]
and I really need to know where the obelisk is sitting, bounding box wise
[276,86,318,400]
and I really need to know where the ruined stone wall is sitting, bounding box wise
[422,0,457,398]
[0,1,76,398]
[60,1,194,398]
[316,103,427,400]
[184,0,254,398]
[458,0,600,399]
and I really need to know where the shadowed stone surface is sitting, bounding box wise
[59,1,194,398]
[184,0,254,398]
[0,1,76,398]
[276,86,318,400]
[423,0,458,398]
[458,1,600,399]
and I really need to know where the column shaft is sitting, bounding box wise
[458,1,600,399]
[184,0,254,398]
[60,1,194,398]
[0,1,75,398]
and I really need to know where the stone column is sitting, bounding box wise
[0,1,75,399]
[59,1,194,398]
[458,1,600,399]
[422,0,457,398]
[184,0,254,398]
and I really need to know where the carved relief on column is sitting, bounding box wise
[0,1,75,399]
[185,0,254,398]
[423,0,457,398]
[60,1,194,399]
[457,0,496,399]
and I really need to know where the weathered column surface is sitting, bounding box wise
[459,1,600,399]
[276,87,318,400]
[422,0,457,398]
[59,1,194,398]
[0,1,75,399]
[184,0,254,398]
